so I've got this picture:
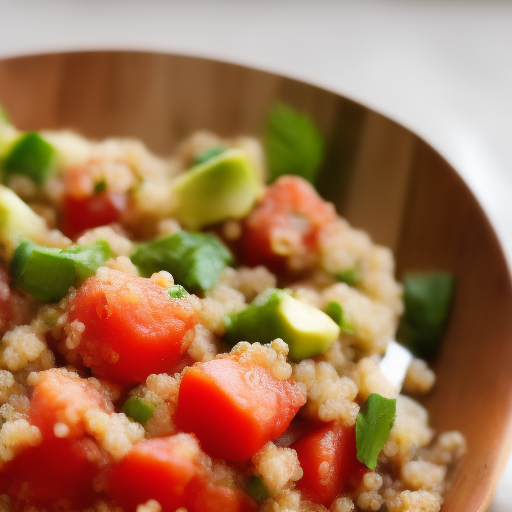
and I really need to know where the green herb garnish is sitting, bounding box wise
[264,103,324,183]
[399,272,455,359]
[93,179,107,194]
[131,231,233,294]
[334,267,361,287]
[324,301,353,333]
[122,396,156,425]
[194,146,225,166]
[167,284,189,299]
[246,476,270,502]
[356,393,396,470]
[2,132,57,185]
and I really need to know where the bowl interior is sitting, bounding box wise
[1,51,512,512]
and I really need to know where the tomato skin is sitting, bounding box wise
[241,176,336,270]
[29,368,114,437]
[62,192,126,238]
[0,436,106,508]
[68,269,198,384]
[108,435,255,512]
[291,422,366,506]
[176,355,307,461]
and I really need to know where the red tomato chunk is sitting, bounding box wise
[0,369,112,509]
[29,368,114,437]
[63,192,126,238]
[176,355,307,461]
[108,435,255,512]
[291,422,367,506]
[61,164,126,238]
[68,269,198,384]
[241,175,336,270]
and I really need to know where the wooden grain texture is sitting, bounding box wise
[0,51,511,512]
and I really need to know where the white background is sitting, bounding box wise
[0,0,511,509]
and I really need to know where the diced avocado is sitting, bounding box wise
[0,184,50,259]
[11,240,76,303]
[10,239,114,303]
[172,149,262,229]
[224,289,340,360]
[2,132,57,185]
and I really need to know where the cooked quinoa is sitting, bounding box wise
[0,119,464,512]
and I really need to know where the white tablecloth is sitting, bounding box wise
[1,0,511,509]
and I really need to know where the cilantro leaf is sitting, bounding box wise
[131,231,233,294]
[399,272,455,359]
[324,300,353,333]
[194,146,225,166]
[334,267,361,287]
[356,393,396,470]
[264,103,324,183]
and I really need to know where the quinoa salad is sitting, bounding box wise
[0,105,464,512]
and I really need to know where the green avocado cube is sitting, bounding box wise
[172,149,262,230]
[225,289,340,360]
[3,132,57,185]
[0,184,49,259]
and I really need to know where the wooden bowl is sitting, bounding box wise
[0,51,511,511]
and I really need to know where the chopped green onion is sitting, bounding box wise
[246,476,270,503]
[131,231,233,294]
[0,103,10,124]
[399,272,455,359]
[2,132,57,185]
[194,146,225,166]
[167,284,189,299]
[93,179,107,194]
[264,102,324,183]
[60,240,114,284]
[324,301,353,334]
[11,240,76,302]
[334,267,361,287]
[122,396,156,425]
[356,393,396,470]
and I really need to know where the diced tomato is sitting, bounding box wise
[0,369,111,508]
[68,269,198,384]
[29,368,114,437]
[291,422,367,506]
[108,434,255,512]
[0,436,106,508]
[61,163,127,238]
[176,355,307,461]
[241,176,336,270]
[62,192,126,238]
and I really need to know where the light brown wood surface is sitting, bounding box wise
[0,51,511,512]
